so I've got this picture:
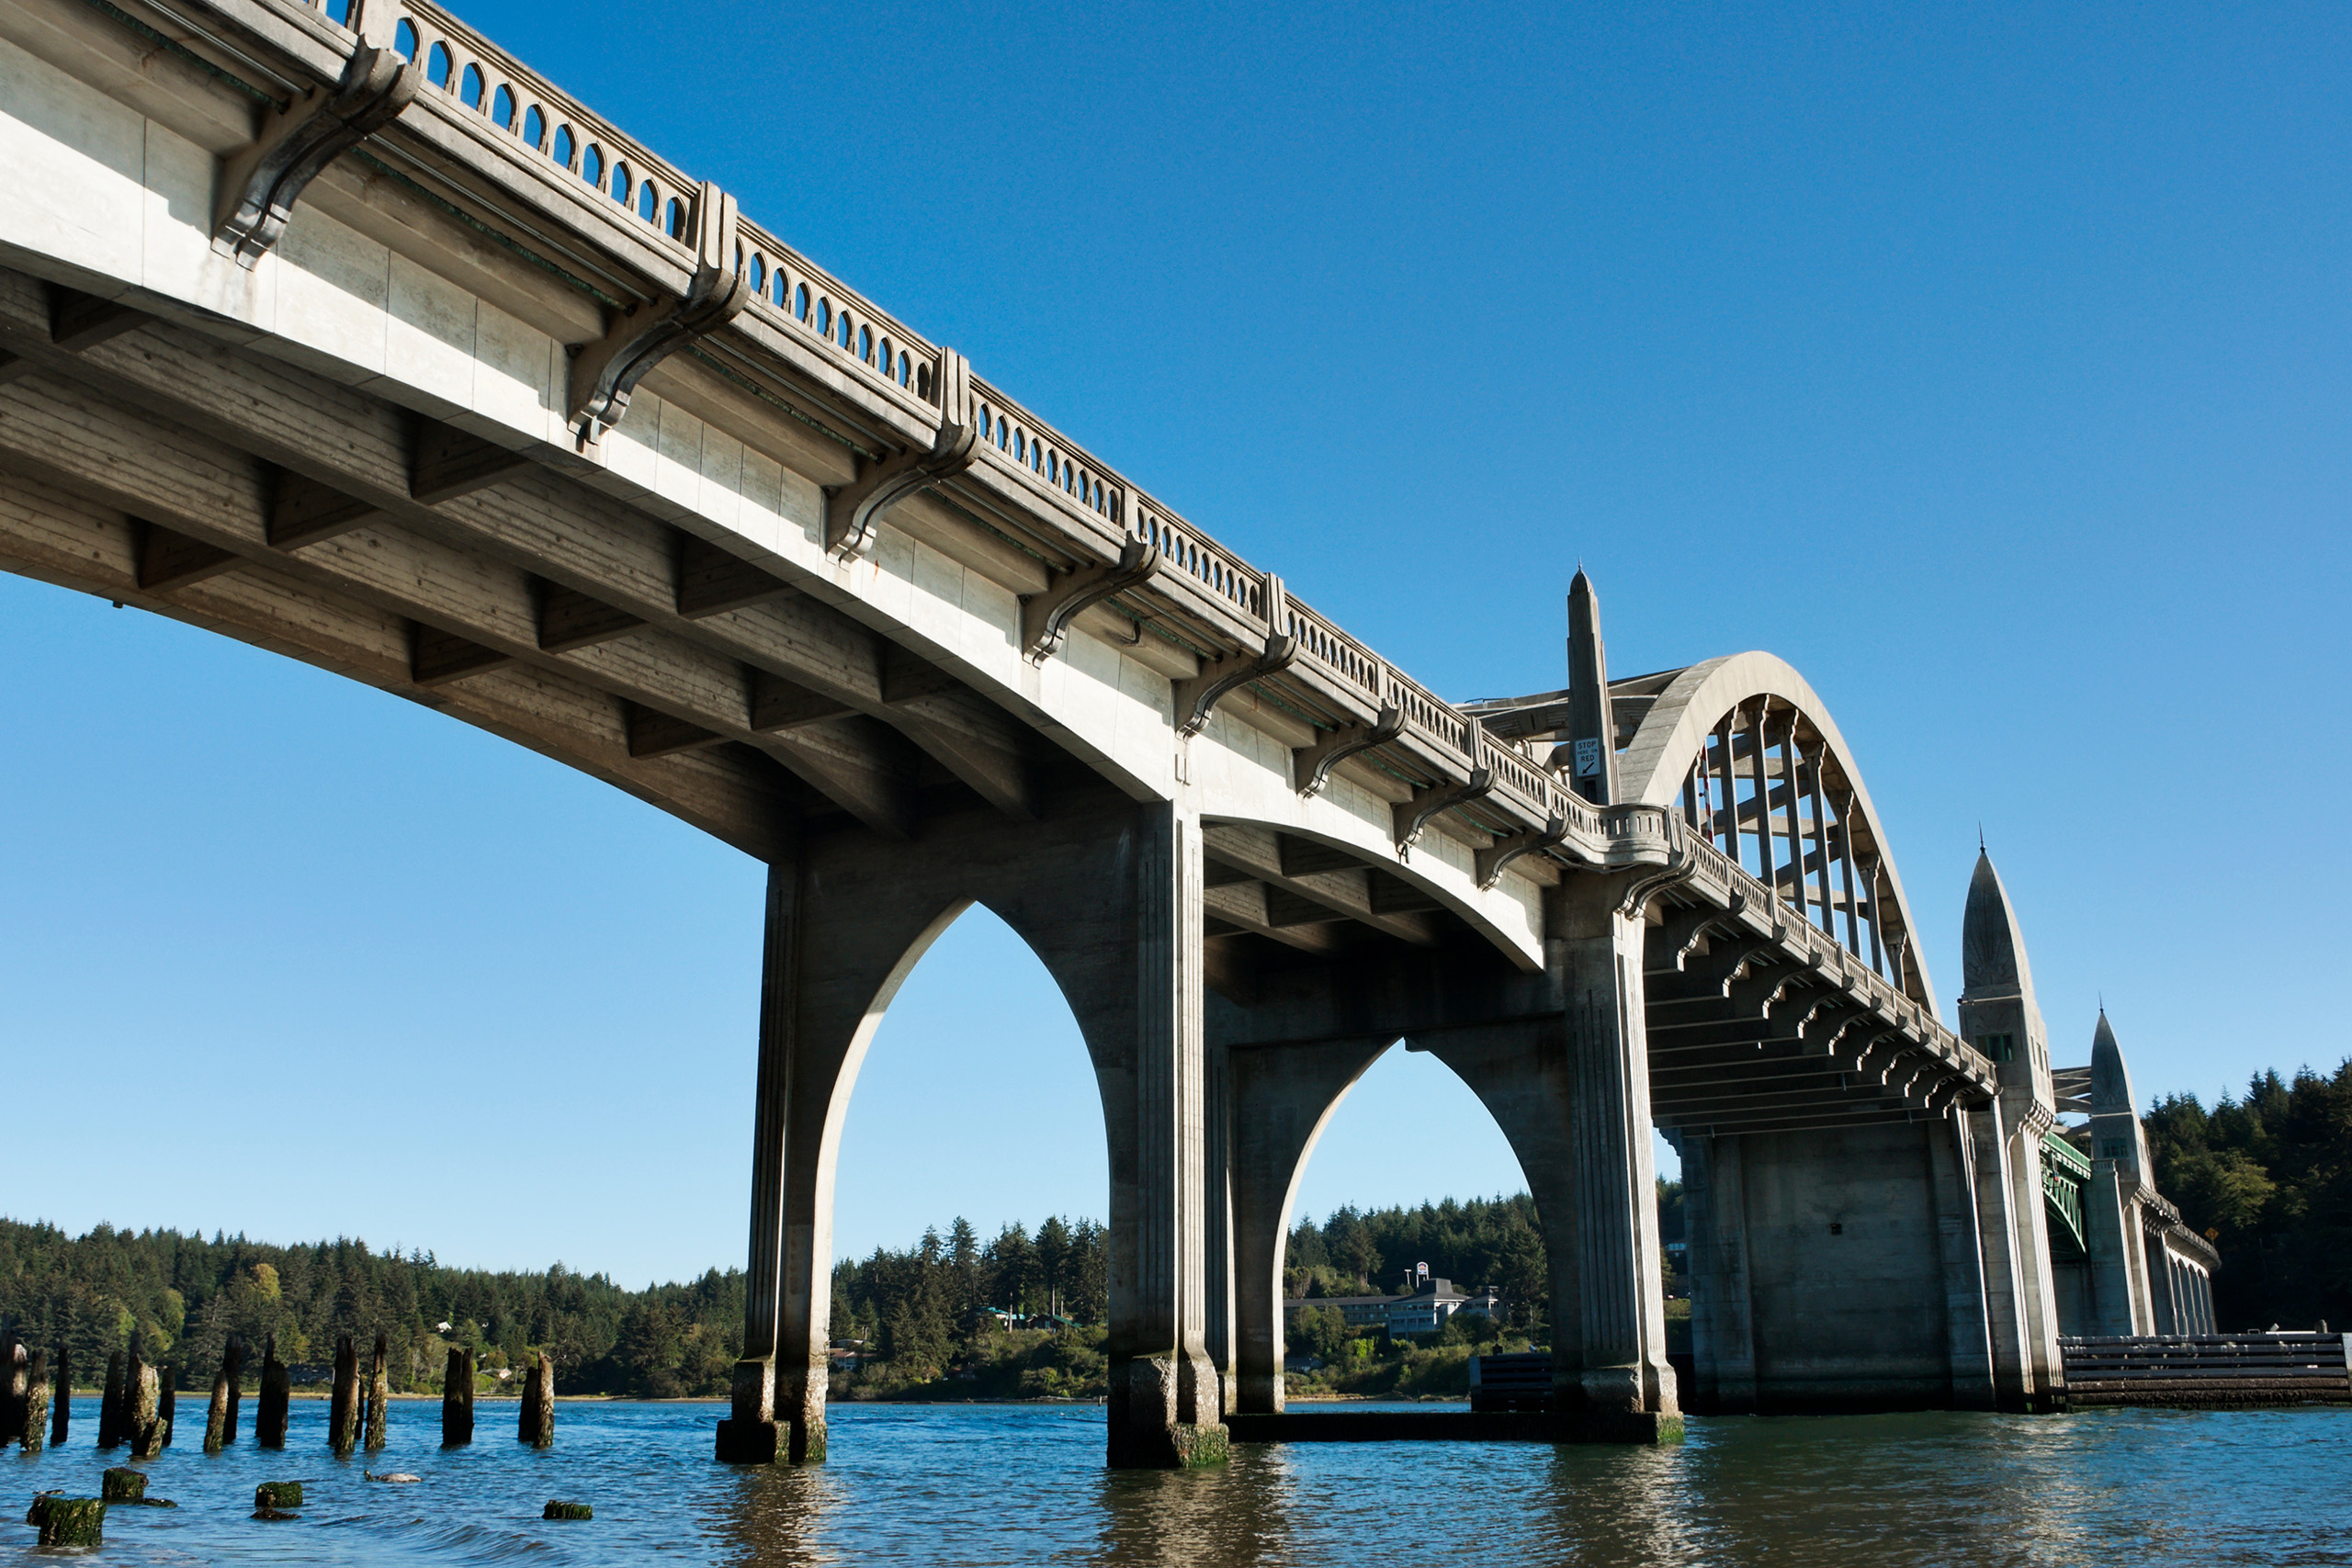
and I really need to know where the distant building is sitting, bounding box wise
[1283,1278,1502,1337]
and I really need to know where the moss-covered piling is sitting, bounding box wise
[254,1480,303,1510]
[33,1496,104,1546]
[365,1332,390,1451]
[542,1500,593,1520]
[328,1334,358,1457]
[22,1349,50,1455]
[101,1466,146,1502]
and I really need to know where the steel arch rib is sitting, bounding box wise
[1615,650,1939,1007]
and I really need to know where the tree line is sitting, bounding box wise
[2143,1058,2352,1331]
[0,1219,743,1399]
[16,1056,2328,1415]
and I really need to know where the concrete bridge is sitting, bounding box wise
[0,0,2204,1465]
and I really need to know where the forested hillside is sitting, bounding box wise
[2144,1059,2352,1331]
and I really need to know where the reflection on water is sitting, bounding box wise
[6,1396,2347,1565]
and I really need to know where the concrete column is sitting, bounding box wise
[1418,875,1677,1440]
[1680,1132,1756,1413]
[1104,800,1224,1466]
[1548,874,1679,1434]
[2001,1121,2066,1404]
[719,858,800,1467]
[1960,1102,2039,1410]
[2082,1164,2138,1337]
[1227,1036,1392,1413]
[1927,1109,1996,1409]
[1203,1040,1235,1418]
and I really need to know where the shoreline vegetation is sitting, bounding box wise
[5,1066,2341,1406]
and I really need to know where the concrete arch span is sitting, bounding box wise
[1617,650,1936,1006]
[1228,1027,1652,1420]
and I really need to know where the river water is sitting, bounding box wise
[6,1396,2346,1564]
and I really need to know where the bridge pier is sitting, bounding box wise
[1211,873,1682,1441]
[718,792,1228,1469]
[1680,1106,2063,1413]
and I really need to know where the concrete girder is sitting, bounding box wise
[0,364,930,837]
[0,460,797,857]
[0,274,1040,826]
[1202,823,1445,949]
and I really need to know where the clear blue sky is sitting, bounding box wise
[4,1,2346,1287]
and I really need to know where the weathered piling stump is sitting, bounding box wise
[157,1365,175,1449]
[33,1496,104,1546]
[254,1479,303,1518]
[125,1357,164,1459]
[2,1332,26,1446]
[22,1349,51,1455]
[97,1349,126,1449]
[365,1332,390,1451]
[516,1350,554,1449]
[224,1340,244,1445]
[542,1500,593,1520]
[442,1347,473,1446]
[101,1465,147,1502]
[328,1335,359,1457]
[51,1346,69,1449]
[205,1363,232,1453]
[255,1336,289,1448]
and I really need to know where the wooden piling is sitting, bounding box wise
[222,1340,243,1444]
[255,1336,289,1449]
[442,1347,473,1446]
[157,1366,175,1449]
[517,1350,554,1448]
[204,1356,232,1453]
[22,1350,50,1455]
[2,1332,25,1447]
[365,1333,389,1451]
[125,1359,163,1459]
[34,1496,104,1547]
[97,1350,125,1449]
[327,1335,359,1457]
[51,1345,69,1449]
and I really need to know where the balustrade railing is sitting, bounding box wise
[269,0,1923,900]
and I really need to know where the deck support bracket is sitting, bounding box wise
[1174,633,1298,739]
[1021,537,1159,662]
[1292,703,1402,797]
[1476,812,1566,889]
[826,349,978,557]
[1392,768,1493,857]
[214,37,418,268]
[569,183,751,443]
